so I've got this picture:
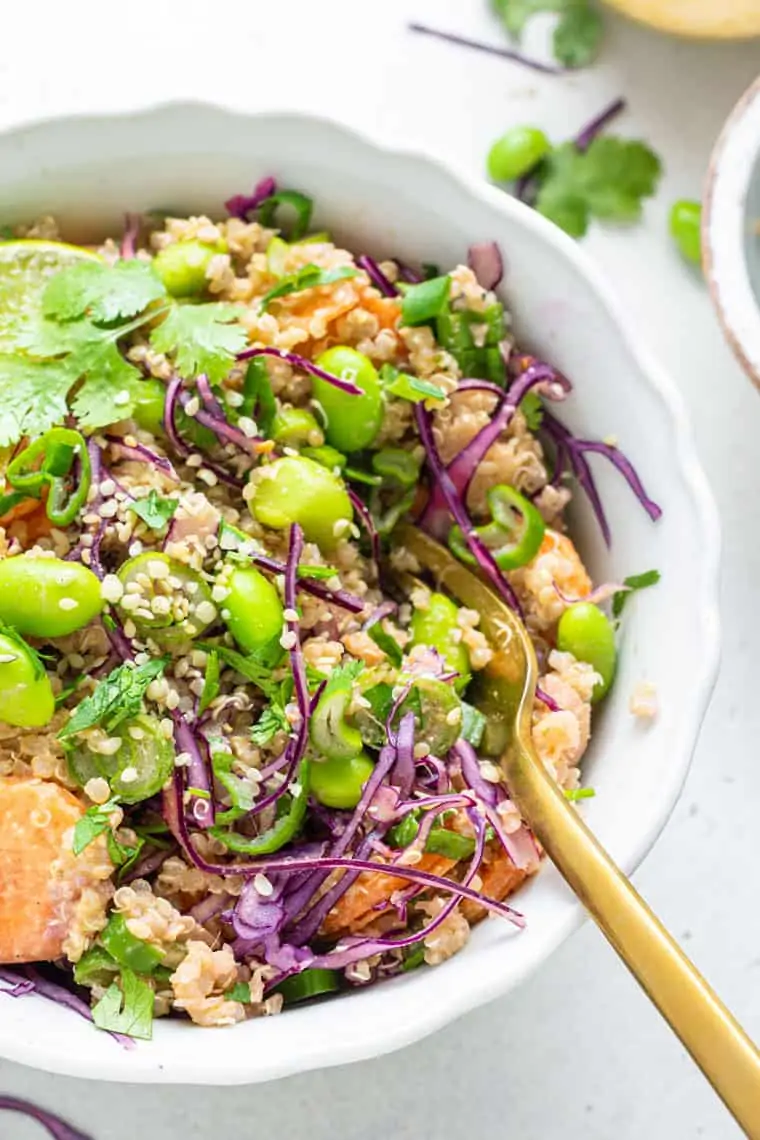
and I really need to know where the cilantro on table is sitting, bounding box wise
[612,569,661,618]
[127,489,178,531]
[92,966,155,1041]
[58,656,169,739]
[534,136,662,238]
[259,264,358,311]
[492,0,603,69]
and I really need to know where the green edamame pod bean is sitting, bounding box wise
[409,592,470,693]
[222,564,284,662]
[153,239,225,298]
[487,127,551,182]
[0,556,103,638]
[249,456,352,550]
[271,408,324,447]
[0,632,54,728]
[557,602,617,703]
[310,751,375,809]
[116,552,216,639]
[313,347,384,453]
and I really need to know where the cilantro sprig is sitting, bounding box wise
[260,264,358,312]
[612,569,660,619]
[127,490,178,532]
[58,656,169,740]
[92,967,155,1041]
[492,0,603,69]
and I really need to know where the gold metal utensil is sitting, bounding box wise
[396,523,760,1137]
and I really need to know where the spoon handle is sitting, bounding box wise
[512,742,760,1137]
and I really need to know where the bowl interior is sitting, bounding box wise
[0,105,719,1084]
[745,151,760,309]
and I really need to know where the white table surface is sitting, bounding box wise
[1,2,760,1136]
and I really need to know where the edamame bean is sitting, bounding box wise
[557,602,617,703]
[487,127,551,182]
[0,556,103,638]
[669,199,702,266]
[313,347,384,453]
[310,751,375,809]
[68,713,175,803]
[116,552,216,639]
[271,407,324,447]
[153,239,225,298]
[410,592,470,692]
[222,564,284,661]
[0,633,54,728]
[249,455,353,550]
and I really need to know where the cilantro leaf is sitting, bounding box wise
[128,490,178,532]
[150,303,248,384]
[73,797,121,856]
[92,967,155,1041]
[520,390,544,431]
[564,786,596,801]
[492,0,564,36]
[43,260,166,324]
[0,355,75,445]
[250,701,290,746]
[260,264,358,311]
[321,659,364,699]
[226,982,252,1003]
[612,569,661,618]
[209,740,256,822]
[198,649,220,716]
[535,137,662,238]
[66,339,145,430]
[380,364,445,404]
[0,619,47,680]
[460,700,487,748]
[59,656,170,739]
[553,3,603,68]
[197,643,280,698]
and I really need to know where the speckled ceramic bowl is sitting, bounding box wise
[704,76,760,387]
[0,103,721,1085]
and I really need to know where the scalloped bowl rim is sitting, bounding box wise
[0,102,721,1085]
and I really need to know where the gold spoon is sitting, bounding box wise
[396,523,760,1137]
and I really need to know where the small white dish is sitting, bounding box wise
[704,76,760,386]
[0,103,720,1085]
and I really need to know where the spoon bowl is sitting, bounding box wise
[396,522,760,1138]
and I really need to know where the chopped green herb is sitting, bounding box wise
[58,656,170,739]
[460,701,487,748]
[320,659,363,700]
[564,787,596,801]
[54,675,84,708]
[209,742,256,824]
[535,137,662,239]
[127,490,178,531]
[72,797,121,856]
[92,967,155,1041]
[298,564,340,581]
[74,945,120,988]
[399,275,451,327]
[226,982,252,1003]
[520,390,544,431]
[257,190,314,240]
[492,0,603,69]
[250,701,290,746]
[197,643,279,698]
[612,569,661,618]
[42,260,166,324]
[259,264,358,311]
[401,943,426,972]
[149,302,248,384]
[198,649,220,716]
[241,357,276,432]
[367,623,403,667]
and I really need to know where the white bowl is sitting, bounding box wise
[704,76,760,386]
[0,103,720,1084]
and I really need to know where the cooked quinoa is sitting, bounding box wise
[0,176,661,1036]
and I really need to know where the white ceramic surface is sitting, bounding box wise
[0,103,720,1086]
[704,76,760,386]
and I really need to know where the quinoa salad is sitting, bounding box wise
[0,177,661,1038]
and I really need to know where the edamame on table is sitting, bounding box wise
[0,175,660,1039]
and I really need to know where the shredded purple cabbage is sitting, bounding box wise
[0,966,132,1049]
[408,21,562,75]
[120,213,139,261]
[237,346,363,396]
[414,401,521,613]
[171,709,214,828]
[347,487,381,568]
[0,1096,93,1140]
[104,435,179,482]
[247,550,364,614]
[467,242,504,290]
[225,175,277,221]
[163,373,190,458]
[356,254,398,298]
[394,260,423,284]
